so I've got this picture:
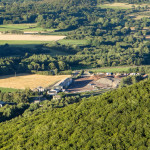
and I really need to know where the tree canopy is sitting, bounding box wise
[0,79,150,149]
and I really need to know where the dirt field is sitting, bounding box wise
[67,75,122,93]
[0,34,66,41]
[0,74,70,90]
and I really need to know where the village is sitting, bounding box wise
[30,71,148,103]
[0,70,148,107]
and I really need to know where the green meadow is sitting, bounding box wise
[89,66,137,73]
[0,87,19,93]
[0,24,55,32]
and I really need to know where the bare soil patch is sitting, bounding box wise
[67,75,122,93]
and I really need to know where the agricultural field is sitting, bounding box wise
[0,39,87,47]
[0,40,52,48]
[0,34,66,41]
[99,3,149,9]
[88,66,137,73]
[0,24,55,32]
[0,74,71,90]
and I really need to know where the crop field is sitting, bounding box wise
[0,24,55,32]
[0,34,66,41]
[99,3,149,9]
[0,74,71,90]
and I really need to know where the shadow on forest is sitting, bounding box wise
[0,105,29,123]
[0,42,77,57]
[68,79,92,89]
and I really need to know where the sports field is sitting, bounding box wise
[0,74,71,90]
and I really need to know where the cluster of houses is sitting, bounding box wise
[29,77,73,103]
[96,72,148,77]
[47,77,72,96]
[32,77,73,99]
[105,72,141,76]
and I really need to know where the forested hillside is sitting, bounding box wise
[0,79,150,149]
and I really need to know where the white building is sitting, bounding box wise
[47,77,72,96]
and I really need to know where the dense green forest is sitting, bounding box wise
[0,0,150,74]
[0,79,150,149]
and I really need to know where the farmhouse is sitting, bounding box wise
[33,86,45,92]
[106,72,113,76]
[130,73,136,76]
[47,89,60,96]
[47,77,72,96]
[53,77,72,90]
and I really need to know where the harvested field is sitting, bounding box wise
[0,74,71,90]
[99,3,150,9]
[0,34,66,41]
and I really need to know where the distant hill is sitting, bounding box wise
[0,79,150,149]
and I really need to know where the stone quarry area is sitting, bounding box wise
[66,74,123,93]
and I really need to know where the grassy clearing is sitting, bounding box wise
[99,5,130,9]
[0,87,19,93]
[129,13,150,20]
[0,39,88,46]
[98,3,149,10]
[58,39,88,45]
[0,40,51,47]
[98,3,132,9]
[0,74,71,90]
[0,24,55,32]
[88,66,138,73]
[0,40,73,56]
